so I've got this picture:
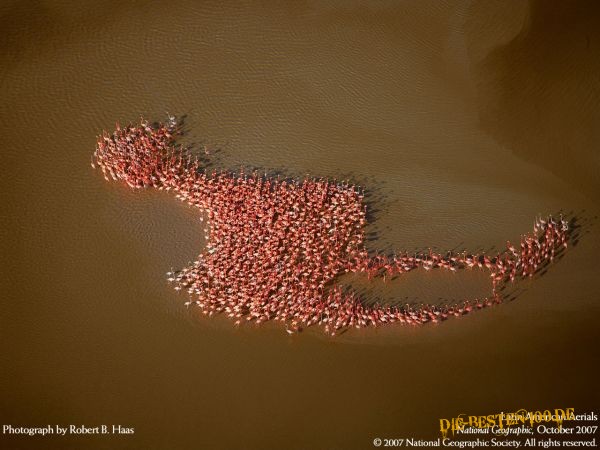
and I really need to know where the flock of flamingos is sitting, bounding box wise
[91,117,569,335]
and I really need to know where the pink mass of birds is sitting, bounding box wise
[92,118,569,335]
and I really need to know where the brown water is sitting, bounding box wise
[2,1,599,449]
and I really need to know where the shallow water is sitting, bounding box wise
[2,1,599,449]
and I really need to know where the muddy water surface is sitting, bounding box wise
[2,1,599,449]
